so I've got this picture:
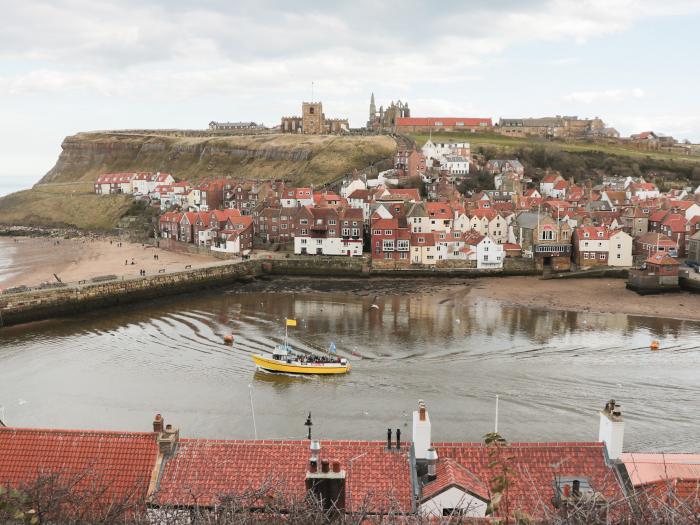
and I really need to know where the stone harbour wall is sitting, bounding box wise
[0,261,260,327]
[0,256,542,328]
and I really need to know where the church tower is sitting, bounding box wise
[369,93,377,121]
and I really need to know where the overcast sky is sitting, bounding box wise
[1,0,699,191]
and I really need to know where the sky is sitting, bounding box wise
[1,0,699,193]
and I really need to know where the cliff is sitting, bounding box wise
[0,130,396,230]
[40,131,396,186]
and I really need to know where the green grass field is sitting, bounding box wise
[0,183,134,230]
[408,132,700,164]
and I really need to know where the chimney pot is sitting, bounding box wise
[321,459,330,473]
[332,461,341,473]
[396,428,401,450]
[387,428,392,449]
[572,479,581,497]
[563,484,571,497]
[426,447,438,481]
[153,414,164,433]
[309,460,318,473]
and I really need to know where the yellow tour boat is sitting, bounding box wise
[251,318,350,375]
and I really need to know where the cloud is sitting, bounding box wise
[563,88,645,104]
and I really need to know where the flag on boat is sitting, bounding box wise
[286,319,297,327]
[329,341,337,354]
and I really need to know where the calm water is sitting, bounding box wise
[1,277,699,451]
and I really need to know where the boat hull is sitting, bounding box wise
[252,354,350,375]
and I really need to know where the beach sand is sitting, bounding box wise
[469,276,700,322]
[0,236,221,289]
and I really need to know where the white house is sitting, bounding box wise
[440,155,469,176]
[281,188,313,208]
[132,172,174,194]
[472,234,504,269]
[294,236,362,256]
[421,140,470,167]
[608,230,633,267]
[340,177,366,198]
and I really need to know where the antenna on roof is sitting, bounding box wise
[494,395,499,433]
[248,384,258,439]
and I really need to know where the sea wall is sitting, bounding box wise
[0,261,260,327]
[1,256,542,328]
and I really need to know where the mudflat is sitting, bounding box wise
[469,276,700,322]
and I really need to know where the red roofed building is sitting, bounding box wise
[371,217,410,265]
[572,226,610,268]
[152,439,413,513]
[0,426,159,521]
[659,215,689,257]
[95,173,138,194]
[293,207,363,256]
[395,117,492,133]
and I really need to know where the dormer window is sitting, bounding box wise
[584,232,589,238]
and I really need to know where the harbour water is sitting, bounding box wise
[1,277,699,450]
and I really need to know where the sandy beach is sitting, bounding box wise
[0,236,221,289]
[469,276,700,322]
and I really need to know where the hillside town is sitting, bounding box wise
[93,131,700,293]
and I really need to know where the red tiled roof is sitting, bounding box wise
[425,202,453,220]
[576,226,610,240]
[384,188,421,202]
[396,117,492,127]
[153,440,413,512]
[348,189,370,200]
[372,218,398,230]
[649,210,668,222]
[422,457,489,501]
[432,442,624,519]
[0,427,157,507]
[645,252,680,265]
[411,233,435,246]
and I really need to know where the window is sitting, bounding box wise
[316,239,322,245]
[384,252,392,259]
[352,221,358,226]
[540,230,555,240]
[300,238,307,244]
[329,219,336,225]
[383,239,395,251]
[584,252,589,259]
[342,228,350,236]
[400,252,407,259]
[617,254,621,259]
[281,224,287,229]
[301,229,308,235]
[397,240,410,251]
[483,255,488,261]
[372,229,381,235]
[351,228,359,237]
[300,219,308,225]
[384,230,393,235]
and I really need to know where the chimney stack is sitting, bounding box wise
[412,400,432,460]
[154,417,179,456]
[153,414,164,433]
[598,399,624,461]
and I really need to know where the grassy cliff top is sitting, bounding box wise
[41,131,397,186]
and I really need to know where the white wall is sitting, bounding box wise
[295,237,362,256]
[420,487,487,518]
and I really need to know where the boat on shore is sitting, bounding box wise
[251,318,350,375]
